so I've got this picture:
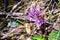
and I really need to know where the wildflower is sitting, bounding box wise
[25,4,46,29]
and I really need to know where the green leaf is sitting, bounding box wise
[48,28,60,40]
[58,0,60,4]
[31,35,45,40]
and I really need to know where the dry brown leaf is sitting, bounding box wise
[18,25,24,28]
[25,23,31,35]
[19,35,26,40]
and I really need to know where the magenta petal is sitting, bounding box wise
[32,5,36,10]
[35,10,39,16]
[29,17,33,21]
[30,7,35,13]
[24,10,28,13]
[36,20,41,29]
[41,10,44,17]
[29,12,34,18]
[36,19,46,27]
[36,19,41,26]
[42,20,46,22]
[28,8,34,16]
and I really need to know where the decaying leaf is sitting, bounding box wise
[27,37,31,40]
[25,23,31,35]
[19,35,26,40]
[18,25,24,28]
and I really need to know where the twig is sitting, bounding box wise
[44,0,52,12]
[1,28,17,39]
